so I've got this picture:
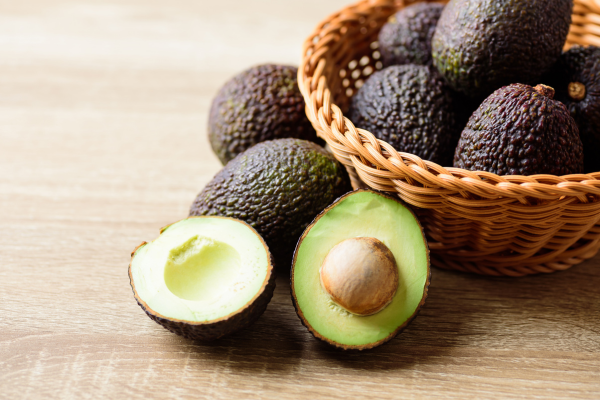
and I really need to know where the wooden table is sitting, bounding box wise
[1,1,599,398]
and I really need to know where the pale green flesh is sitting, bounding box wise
[293,192,428,347]
[131,218,268,322]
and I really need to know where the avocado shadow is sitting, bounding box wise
[168,274,310,374]
[161,260,600,373]
[314,258,600,371]
[312,267,470,370]
[314,259,600,369]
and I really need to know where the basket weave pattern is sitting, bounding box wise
[299,0,600,276]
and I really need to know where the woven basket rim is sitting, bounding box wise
[298,0,600,203]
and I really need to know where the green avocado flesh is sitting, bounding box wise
[131,217,270,323]
[292,191,429,349]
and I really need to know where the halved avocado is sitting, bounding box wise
[291,190,430,350]
[129,216,275,340]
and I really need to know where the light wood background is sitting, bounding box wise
[1,0,599,399]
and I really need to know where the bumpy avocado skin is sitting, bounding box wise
[348,65,459,166]
[432,0,573,98]
[379,2,444,67]
[189,139,352,268]
[454,84,584,176]
[544,46,600,173]
[209,64,317,164]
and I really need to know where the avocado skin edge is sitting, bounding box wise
[131,265,276,341]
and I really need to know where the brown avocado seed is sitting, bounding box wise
[568,82,586,101]
[319,237,399,316]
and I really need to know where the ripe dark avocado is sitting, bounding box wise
[432,0,573,98]
[208,64,317,164]
[378,2,444,67]
[189,139,352,268]
[544,45,600,173]
[454,84,584,176]
[129,217,276,341]
[348,64,460,166]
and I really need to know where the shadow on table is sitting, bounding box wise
[164,274,307,373]
[165,260,600,372]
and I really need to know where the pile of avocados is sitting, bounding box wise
[129,0,598,350]
[129,61,430,350]
[359,0,598,176]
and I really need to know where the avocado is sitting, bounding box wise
[454,84,584,176]
[432,0,573,98]
[378,2,444,67]
[129,217,275,340]
[209,64,318,164]
[189,139,352,268]
[544,45,600,173]
[291,190,430,350]
[348,64,460,166]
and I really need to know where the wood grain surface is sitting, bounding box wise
[1,1,599,399]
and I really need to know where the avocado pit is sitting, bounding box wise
[319,237,399,316]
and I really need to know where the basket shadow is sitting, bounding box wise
[469,257,600,347]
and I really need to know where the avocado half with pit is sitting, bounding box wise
[291,190,430,350]
[129,217,275,340]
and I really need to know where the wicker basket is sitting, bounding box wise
[298,0,600,276]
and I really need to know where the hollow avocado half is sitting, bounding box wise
[291,190,430,350]
[129,217,275,340]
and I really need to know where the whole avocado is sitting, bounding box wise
[544,45,600,173]
[348,64,459,166]
[432,0,573,98]
[190,139,352,268]
[454,84,584,176]
[209,64,317,164]
[378,2,444,67]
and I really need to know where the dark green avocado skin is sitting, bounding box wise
[454,84,584,176]
[209,64,317,164]
[189,139,352,268]
[432,0,573,98]
[378,2,444,67]
[348,64,459,166]
[544,45,600,173]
